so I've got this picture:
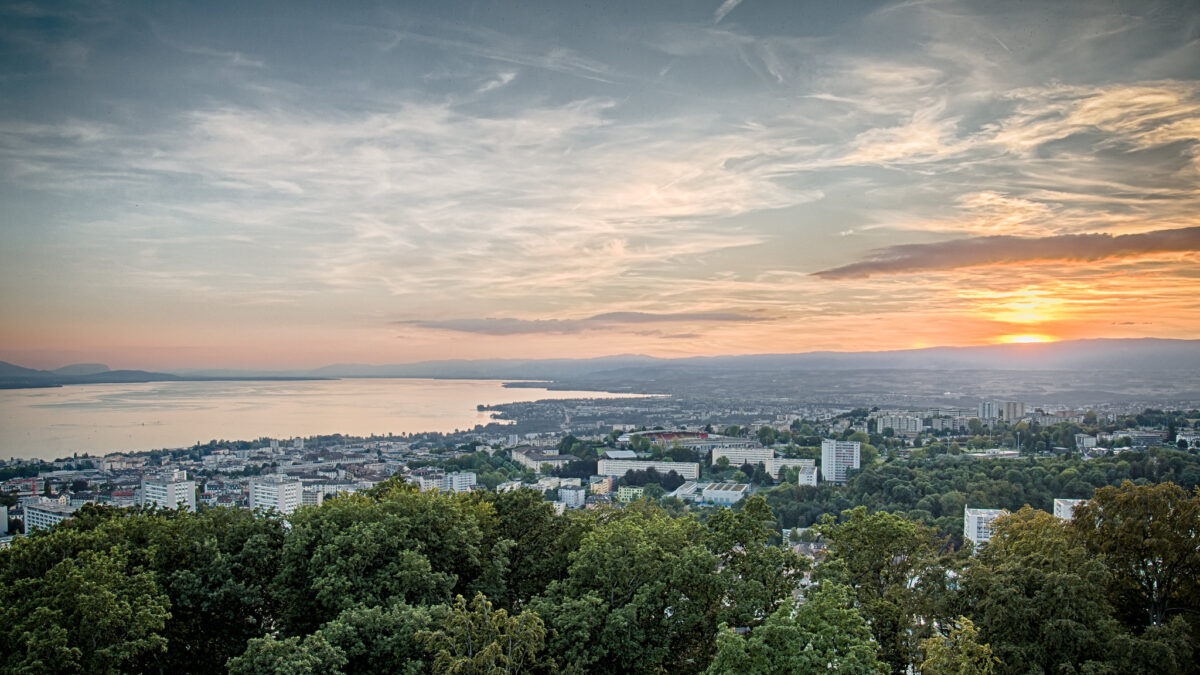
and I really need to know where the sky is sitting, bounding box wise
[1,0,1198,370]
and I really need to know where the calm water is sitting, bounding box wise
[0,378,635,461]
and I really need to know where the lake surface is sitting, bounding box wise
[0,378,636,461]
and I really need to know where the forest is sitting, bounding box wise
[1,474,1197,674]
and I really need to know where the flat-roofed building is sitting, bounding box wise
[512,449,579,471]
[249,475,303,515]
[710,445,772,467]
[25,502,77,531]
[140,473,196,511]
[794,464,818,486]
[766,457,815,480]
[1002,401,1026,421]
[560,485,586,509]
[616,485,644,502]
[702,482,749,506]
[1053,498,1087,521]
[964,506,1006,546]
[821,440,860,484]
[596,459,700,480]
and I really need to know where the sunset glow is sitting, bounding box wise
[1,1,1198,370]
[1001,335,1054,344]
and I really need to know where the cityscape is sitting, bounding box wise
[3,0,1200,673]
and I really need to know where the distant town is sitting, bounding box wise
[4,393,1196,548]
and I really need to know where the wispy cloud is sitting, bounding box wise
[713,0,744,25]
[403,311,766,335]
[814,227,1200,279]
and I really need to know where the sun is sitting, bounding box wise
[1001,334,1053,344]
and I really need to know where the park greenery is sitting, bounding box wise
[1,474,1198,674]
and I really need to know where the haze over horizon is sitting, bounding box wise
[3,0,1199,370]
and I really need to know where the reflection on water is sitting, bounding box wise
[0,379,633,461]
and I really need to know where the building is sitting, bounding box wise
[512,448,579,471]
[766,457,815,480]
[596,459,701,480]
[301,489,325,507]
[589,476,614,495]
[702,482,749,506]
[410,467,446,491]
[616,485,644,503]
[710,445,772,467]
[560,485,586,509]
[875,415,922,437]
[442,472,477,493]
[1002,401,1026,421]
[963,506,1006,546]
[0,505,6,535]
[249,475,303,514]
[978,401,998,420]
[1053,498,1087,521]
[820,440,860,484]
[1074,434,1097,449]
[25,502,77,531]
[140,472,196,511]
[794,464,818,486]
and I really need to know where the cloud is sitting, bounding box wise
[713,0,744,25]
[814,227,1200,279]
[403,312,765,335]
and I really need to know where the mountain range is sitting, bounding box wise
[3,338,1197,390]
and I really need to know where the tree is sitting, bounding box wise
[227,633,348,675]
[530,504,724,673]
[1070,481,1200,628]
[419,593,548,674]
[706,495,808,629]
[704,583,886,674]
[919,617,998,675]
[959,506,1190,674]
[0,546,170,674]
[317,603,439,675]
[816,507,943,674]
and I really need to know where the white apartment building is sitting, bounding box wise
[794,465,818,486]
[249,475,303,515]
[963,506,1006,546]
[711,445,772,467]
[596,459,700,480]
[1002,401,1026,421]
[512,449,578,471]
[140,472,196,511]
[0,505,7,535]
[820,440,860,484]
[978,401,998,420]
[25,502,77,531]
[559,485,586,509]
[1053,498,1087,521]
[442,472,477,493]
[1074,434,1097,449]
[875,415,923,436]
[767,457,815,480]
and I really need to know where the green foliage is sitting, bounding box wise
[919,617,998,675]
[276,483,490,633]
[227,633,347,675]
[0,545,170,674]
[817,506,944,673]
[705,583,886,674]
[1070,481,1200,629]
[418,592,548,674]
[5,465,1198,675]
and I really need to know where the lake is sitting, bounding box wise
[0,378,636,461]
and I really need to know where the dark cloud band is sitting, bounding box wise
[814,226,1200,279]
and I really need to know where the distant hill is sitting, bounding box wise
[172,338,1200,380]
[51,363,111,376]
